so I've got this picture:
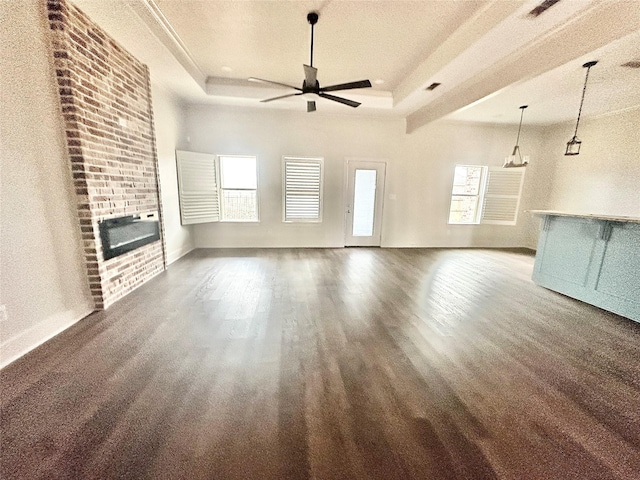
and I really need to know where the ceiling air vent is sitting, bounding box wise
[621,60,640,69]
[528,0,562,18]
[425,82,441,91]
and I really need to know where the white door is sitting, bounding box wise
[345,160,386,246]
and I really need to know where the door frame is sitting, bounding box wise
[343,158,387,247]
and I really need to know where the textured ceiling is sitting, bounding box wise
[73,0,640,129]
[154,0,484,91]
[446,29,640,125]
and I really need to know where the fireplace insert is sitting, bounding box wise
[99,212,160,260]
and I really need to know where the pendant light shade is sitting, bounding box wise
[565,136,581,155]
[565,61,597,156]
[503,105,529,168]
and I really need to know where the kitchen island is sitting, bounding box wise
[530,210,640,323]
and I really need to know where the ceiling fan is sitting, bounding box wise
[248,11,372,112]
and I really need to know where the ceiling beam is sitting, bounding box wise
[393,0,521,110]
[406,0,640,133]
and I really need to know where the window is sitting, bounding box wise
[175,151,258,225]
[219,155,258,222]
[448,165,525,225]
[448,165,485,224]
[283,157,323,222]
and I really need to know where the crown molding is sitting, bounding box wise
[127,0,207,91]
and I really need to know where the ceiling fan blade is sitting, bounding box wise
[320,80,372,92]
[248,77,302,91]
[261,93,303,103]
[303,64,318,87]
[319,93,361,108]
[307,101,316,112]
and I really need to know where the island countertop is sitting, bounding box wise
[528,210,640,224]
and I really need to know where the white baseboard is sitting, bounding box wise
[167,243,195,265]
[0,306,94,369]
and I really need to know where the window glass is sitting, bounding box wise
[219,156,258,222]
[452,165,483,195]
[448,195,479,224]
[448,165,484,224]
[352,169,377,236]
[220,156,257,189]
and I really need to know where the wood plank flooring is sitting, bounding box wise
[2,248,640,479]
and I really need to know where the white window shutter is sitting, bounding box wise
[283,158,323,222]
[481,167,525,225]
[175,150,219,225]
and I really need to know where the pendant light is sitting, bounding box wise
[503,105,529,168]
[565,60,597,156]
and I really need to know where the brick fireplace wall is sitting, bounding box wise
[48,0,166,309]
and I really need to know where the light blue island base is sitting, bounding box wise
[530,211,640,324]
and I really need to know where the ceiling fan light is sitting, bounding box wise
[565,136,581,156]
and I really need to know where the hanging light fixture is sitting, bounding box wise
[503,105,529,168]
[565,60,598,156]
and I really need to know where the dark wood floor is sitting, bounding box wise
[2,248,640,479]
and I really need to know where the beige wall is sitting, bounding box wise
[187,105,403,248]
[385,119,552,249]
[152,84,194,264]
[0,0,93,368]
[185,104,550,249]
[542,107,640,217]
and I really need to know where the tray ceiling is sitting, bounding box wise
[73,0,640,131]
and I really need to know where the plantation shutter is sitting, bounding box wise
[175,150,220,225]
[283,158,323,222]
[481,167,525,225]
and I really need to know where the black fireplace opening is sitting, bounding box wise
[99,212,160,260]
